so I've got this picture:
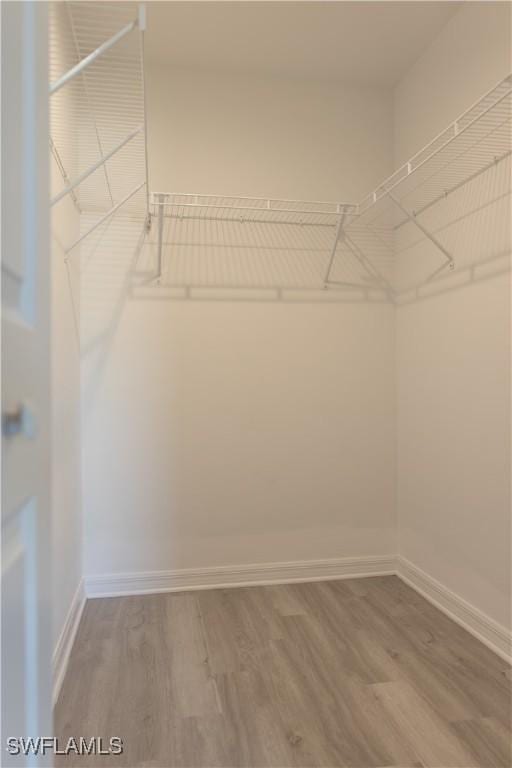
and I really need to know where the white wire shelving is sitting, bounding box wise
[348,73,512,297]
[142,194,380,297]
[49,1,150,254]
[144,73,511,302]
[137,193,395,300]
[50,3,511,303]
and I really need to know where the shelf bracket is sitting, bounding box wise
[342,232,395,301]
[387,191,454,276]
[65,182,146,254]
[51,125,143,207]
[50,137,81,213]
[156,193,165,280]
[323,207,347,285]
[324,204,395,298]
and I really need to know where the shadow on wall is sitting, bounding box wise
[129,155,511,304]
[348,151,512,302]
[131,211,392,304]
[80,206,147,413]
[79,146,511,407]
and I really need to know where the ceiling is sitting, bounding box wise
[145,2,460,88]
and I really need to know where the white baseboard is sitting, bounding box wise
[85,555,396,598]
[83,554,510,664]
[53,579,86,706]
[396,556,511,664]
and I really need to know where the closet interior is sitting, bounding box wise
[48,2,511,766]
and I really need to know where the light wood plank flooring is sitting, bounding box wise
[55,576,512,767]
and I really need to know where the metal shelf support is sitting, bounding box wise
[156,193,165,280]
[51,125,143,207]
[65,182,146,254]
[323,206,348,285]
[387,191,454,271]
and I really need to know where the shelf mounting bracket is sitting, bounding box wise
[323,206,347,285]
[156,193,165,281]
[65,182,146,254]
[386,191,454,278]
[342,232,395,301]
[51,125,143,207]
[324,206,395,300]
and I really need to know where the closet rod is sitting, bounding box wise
[51,125,143,207]
[65,181,145,254]
[50,18,138,95]
[161,213,336,228]
[325,279,374,290]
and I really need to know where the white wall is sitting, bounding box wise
[147,67,392,201]
[51,162,83,649]
[394,2,511,629]
[83,300,395,574]
[81,68,396,576]
[394,2,512,166]
[50,2,83,652]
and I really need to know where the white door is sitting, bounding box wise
[1,2,52,765]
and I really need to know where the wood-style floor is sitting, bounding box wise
[55,576,512,767]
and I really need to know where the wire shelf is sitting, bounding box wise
[359,75,512,216]
[140,216,379,292]
[49,1,149,228]
[147,75,511,299]
[348,74,512,294]
[153,193,358,228]
[51,2,511,303]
